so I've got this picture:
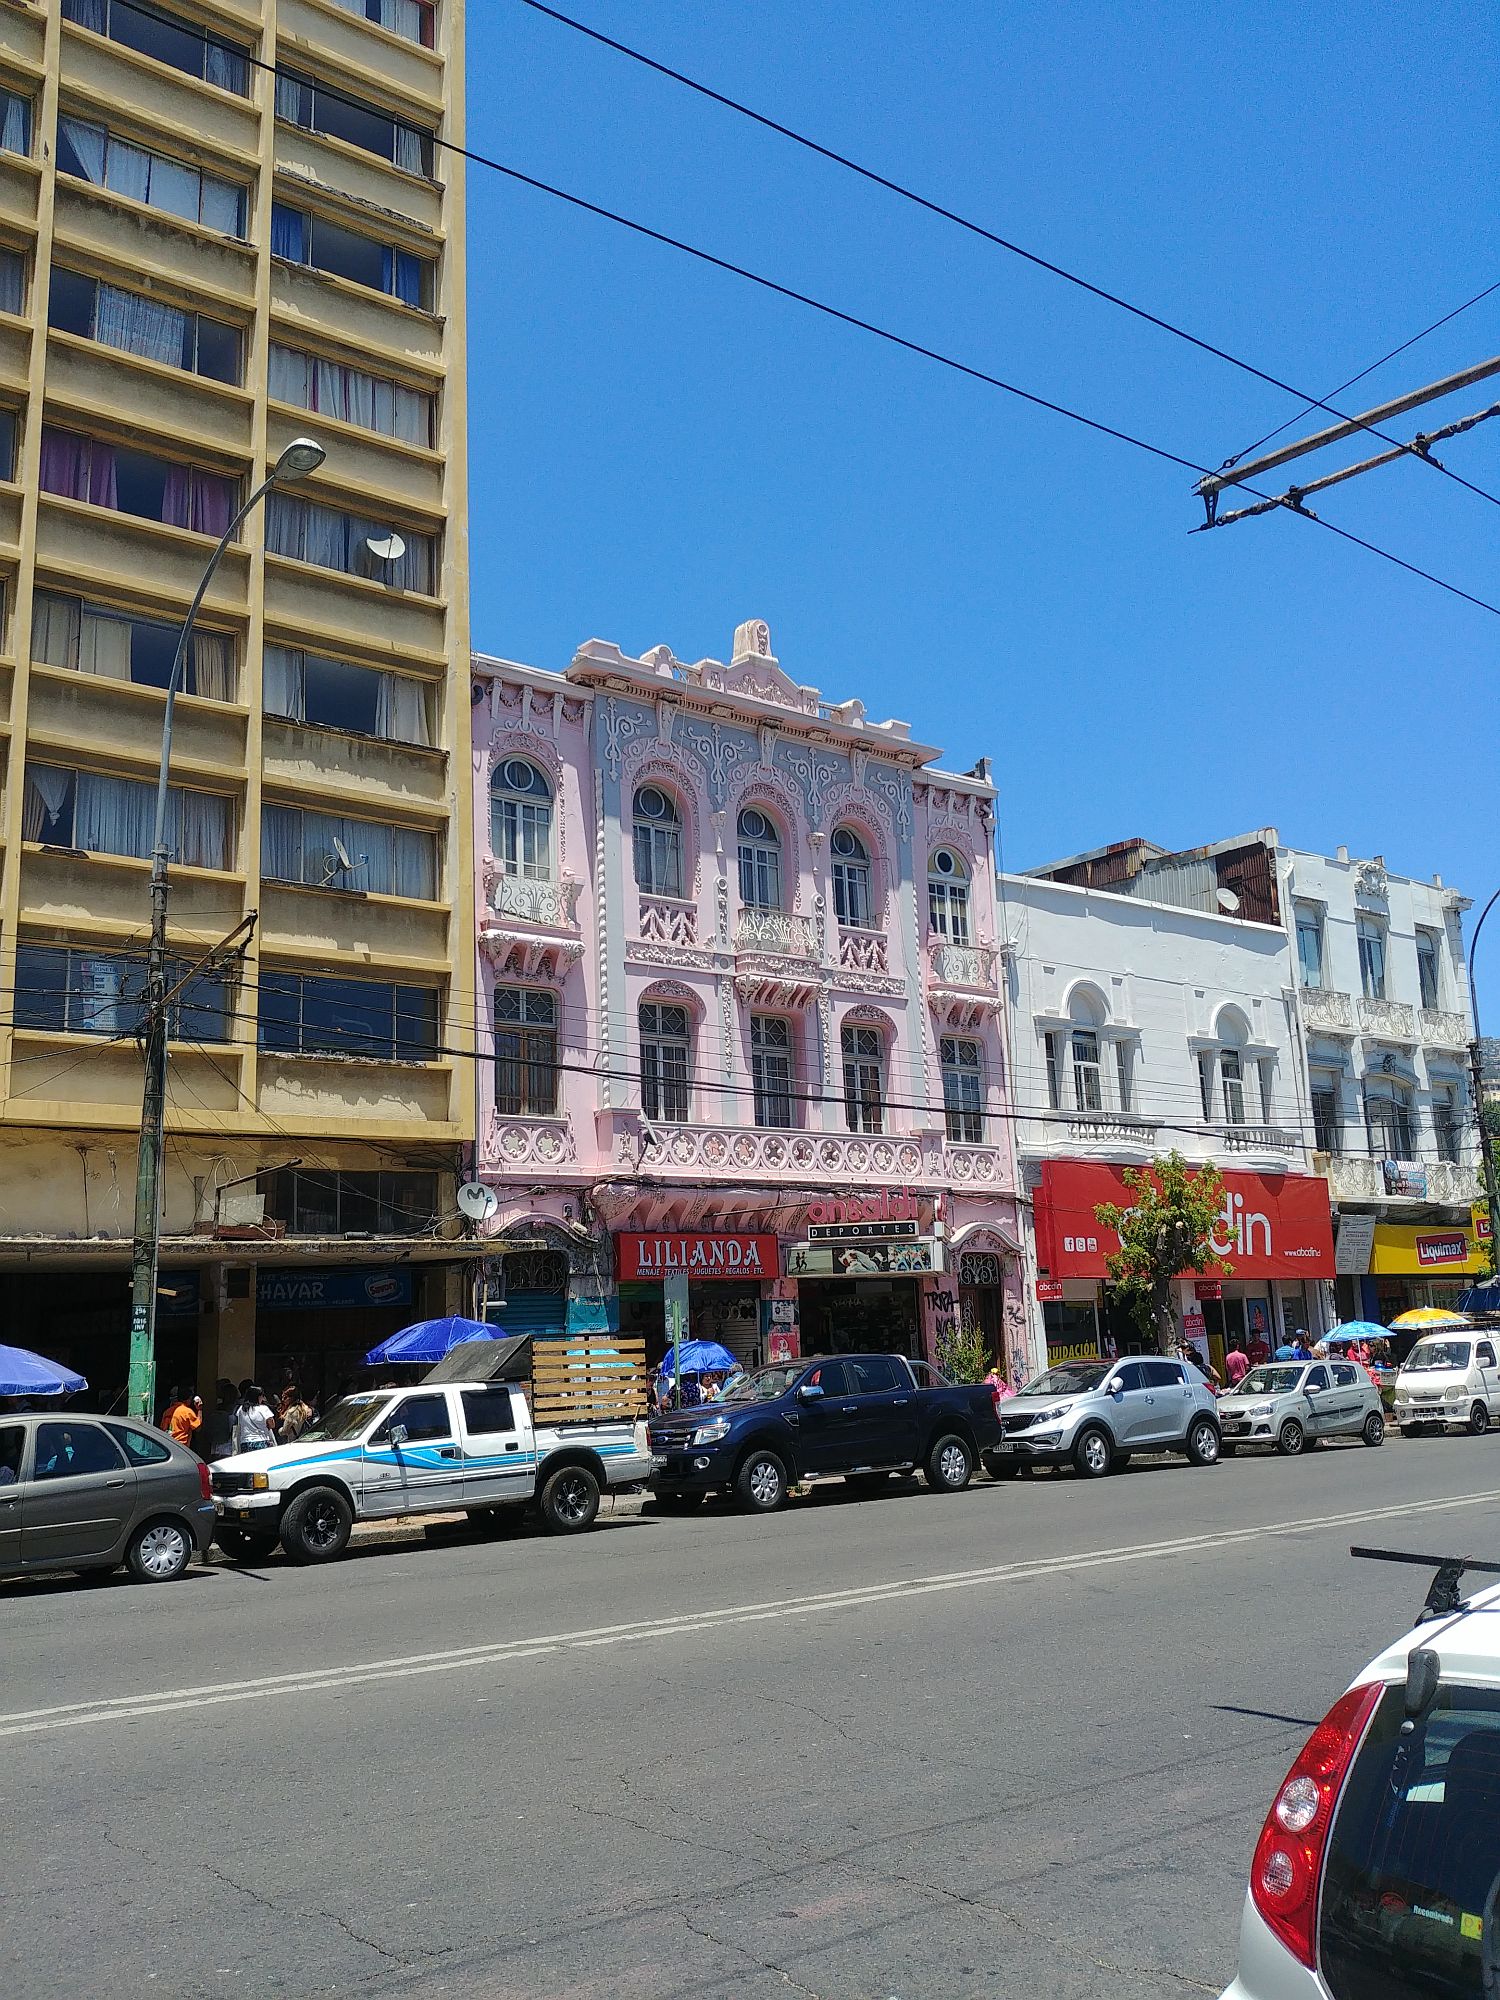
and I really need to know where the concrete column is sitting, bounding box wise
[198,1262,256,1392]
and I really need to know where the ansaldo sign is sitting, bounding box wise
[1036,1162,1334,1280]
[615,1233,781,1282]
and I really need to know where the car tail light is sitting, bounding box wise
[198,1461,212,1502]
[1250,1680,1382,1968]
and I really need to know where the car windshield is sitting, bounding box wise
[1402,1340,1471,1374]
[1236,1367,1304,1396]
[721,1365,802,1404]
[300,1393,391,1441]
[1019,1363,1109,1397]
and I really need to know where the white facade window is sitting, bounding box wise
[640,1002,691,1124]
[491,759,552,881]
[1433,1084,1462,1164]
[941,1035,983,1142]
[633,785,682,898]
[737,807,782,912]
[1295,905,1324,989]
[1357,916,1386,1000]
[842,1023,885,1134]
[1071,1029,1102,1113]
[928,847,970,943]
[1416,929,1441,1010]
[1043,1030,1062,1111]
[1257,1057,1274,1125]
[1365,1084,1415,1159]
[1199,1047,1247,1125]
[1311,1078,1341,1155]
[831,826,871,929]
[1114,1040,1134,1114]
[751,1014,794,1129]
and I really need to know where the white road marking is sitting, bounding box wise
[3,1485,1496,1740]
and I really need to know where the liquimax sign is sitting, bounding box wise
[1035,1162,1335,1281]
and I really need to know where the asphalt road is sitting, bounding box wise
[5,1435,1500,2000]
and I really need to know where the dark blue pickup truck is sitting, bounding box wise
[647,1353,1003,1512]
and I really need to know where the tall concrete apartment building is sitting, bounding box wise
[0,0,471,1406]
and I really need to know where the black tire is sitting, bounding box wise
[217,1526,278,1564]
[125,1516,194,1584]
[1470,1403,1491,1438]
[538,1463,601,1534]
[1276,1419,1306,1458]
[983,1455,1021,1481]
[735,1449,788,1513]
[1073,1425,1113,1479]
[924,1434,975,1493]
[280,1485,354,1564]
[1185,1417,1221,1467]
[1362,1411,1386,1447]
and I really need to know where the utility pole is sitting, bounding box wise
[126,438,326,1421]
[1467,888,1500,1282]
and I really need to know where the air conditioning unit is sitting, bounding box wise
[217,1192,265,1228]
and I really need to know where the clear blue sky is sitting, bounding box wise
[466,2,1498,1018]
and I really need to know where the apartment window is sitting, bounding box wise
[639,1002,690,1124]
[267,1167,438,1237]
[928,847,970,943]
[1199,1047,1246,1125]
[842,1023,885,1134]
[631,785,682,898]
[262,804,436,900]
[1365,1085,1415,1160]
[0,87,30,156]
[751,1015,794,1129]
[58,118,246,235]
[1416,929,1441,1010]
[494,988,558,1117]
[267,342,432,447]
[1311,1081,1341,1156]
[265,493,436,594]
[39,426,237,535]
[941,1035,983,1143]
[1114,1040,1134,1115]
[276,69,432,175]
[264,645,430,746]
[34,592,234,700]
[16,940,229,1040]
[737,807,782,912]
[1433,1084,1462,1165]
[49,267,240,384]
[0,249,24,316]
[1257,1058,1275,1125]
[1068,1028,1101,1113]
[259,970,437,1062]
[491,759,553,882]
[0,405,15,481]
[22,765,229,868]
[1295,905,1324,990]
[1357,916,1387,1000]
[271,203,431,309]
[327,0,436,48]
[62,0,249,93]
[1043,1030,1062,1111]
[831,826,872,929]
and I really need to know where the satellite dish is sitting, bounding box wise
[457,1181,499,1222]
[1216,887,1241,913]
[332,836,354,871]
[365,532,407,564]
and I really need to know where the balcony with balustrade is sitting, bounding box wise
[1065,1111,1162,1149]
[1324,1153,1481,1204]
[480,864,584,979]
[1419,1006,1471,1051]
[630,1120,927,1182]
[637,894,699,947]
[1357,994,1417,1042]
[1220,1123,1301,1155]
[734,909,823,1008]
[1297,986,1356,1036]
[926,937,1001,1026]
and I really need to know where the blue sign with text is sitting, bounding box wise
[256,1268,413,1312]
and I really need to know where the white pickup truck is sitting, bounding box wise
[211,1376,652,1563]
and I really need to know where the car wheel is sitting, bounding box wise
[217,1527,278,1564]
[280,1485,354,1564]
[1362,1411,1386,1447]
[1469,1402,1491,1437]
[735,1449,788,1513]
[1186,1418,1220,1466]
[1072,1426,1113,1479]
[1276,1419,1306,1457]
[539,1464,601,1534]
[925,1433,975,1493]
[125,1517,193,1584]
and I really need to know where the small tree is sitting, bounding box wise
[935,1316,991,1385]
[1094,1152,1231,1353]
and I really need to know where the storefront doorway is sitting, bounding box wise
[796,1277,920,1357]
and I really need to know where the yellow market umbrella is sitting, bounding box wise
[1389,1307,1469,1328]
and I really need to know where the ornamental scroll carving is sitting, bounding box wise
[602,697,652,781]
[867,761,913,838]
[776,739,844,833]
[681,717,755,810]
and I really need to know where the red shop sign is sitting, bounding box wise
[1035,1161,1334,1281]
[1415,1232,1470,1268]
[1035,1279,1065,1302]
[1194,1280,1223,1302]
[616,1233,781,1282]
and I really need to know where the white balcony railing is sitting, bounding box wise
[1324,1154,1481,1204]
[1357,995,1416,1041]
[639,1121,925,1180]
[1222,1124,1300,1153]
[1419,1007,1470,1050]
[1298,987,1355,1034]
[637,895,698,946]
[1428,1159,1482,1202]
[1066,1112,1161,1146]
[734,910,819,961]
[486,1114,578,1168]
[927,941,999,992]
[491,873,582,931]
[837,926,889,974]
[1326,1156,1382,1201]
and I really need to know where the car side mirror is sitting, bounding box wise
[1106,1380,1123,1396]
[387,1423,408,1447]
[797,1383,824,1402]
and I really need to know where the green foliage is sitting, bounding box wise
[1094,1151,1231,1351]
[935,1317,991,1385]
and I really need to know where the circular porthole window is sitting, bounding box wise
[738,808,773,842]
[832,827,863,859]
[933,848,959,877]
[637,786,672,821]
[503,759,546,795]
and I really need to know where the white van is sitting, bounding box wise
[1393,1331,1500,1438]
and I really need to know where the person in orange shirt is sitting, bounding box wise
[163,1389,203,1452]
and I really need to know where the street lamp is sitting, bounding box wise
[1467,887,1500,1282]
[126,438,326,1420]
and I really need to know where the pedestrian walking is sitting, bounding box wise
[162,1388,203,1451]
[230,1381,277,1453]
[1224,1342,1250,1388]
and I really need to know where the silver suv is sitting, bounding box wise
[982,1356,1221,1480]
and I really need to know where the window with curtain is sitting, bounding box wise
[15,939,231,1040]
[22,765,229,868]
[1365,1086,1415,1160]
[0,406,15,481]
[1295,906,1324,989]
[1357,916,1387,1000]
[264,493,436,593]
[490,759,553,880]
[632,785,681,897]
[751,1014,794,1129]
[39,426,237,536]
[842,1023,885,1134]
[0,249,24,317]
[928,847,971,942]
[49,266,240,383]
[831,826,872,928]
[639,1002,691,1124]
[32,592,234,699]
[1416,929,1441,1010]
[941,1035,983,1142]
[737,806,782,911]
[494,987,559,1116]
[62,0,249,93]
[326,0,436,49]
[259,969,438,1062]
[262,644,431,746]
[1311,1081,1341,1155]
[0,88,30,156]
[57,117,246,235]
[261,803,437,900]
[267,342,432,446]
[275,69,432,174]
[270,202,432,308]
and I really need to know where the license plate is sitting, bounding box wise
[993,1441,1018,1453]
[651,1454,668,1469]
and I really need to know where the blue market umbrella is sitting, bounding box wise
[0,1343,86,1396]
[364,1316,494,1367]
[1325,1322,1389,1346]
[656,1339,739,1378]
[1458,1283,1500,1315]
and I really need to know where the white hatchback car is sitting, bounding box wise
[1220,1551,1500,1996]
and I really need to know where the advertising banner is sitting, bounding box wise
[256,1268,412,1312]
[616,1233,780,1282]
[1035,1161,1334,1280]
[1369,1224,1486,1276]
[786,1238,942,1277]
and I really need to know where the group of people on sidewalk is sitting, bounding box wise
[158,1380,318,1459]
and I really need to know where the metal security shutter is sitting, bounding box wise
[494,1290,568,1340]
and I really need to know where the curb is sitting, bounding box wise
[207,1489,650,1560]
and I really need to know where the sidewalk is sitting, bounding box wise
[207,1488,650,1560]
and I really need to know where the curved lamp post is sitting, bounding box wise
[1468,886,1500,1281]
[127,438,326,1420]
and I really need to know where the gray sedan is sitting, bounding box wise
[0,1412,216,1582]
[1217,1360,1385,1457]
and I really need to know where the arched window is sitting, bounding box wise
[737,806,782,911]
[1198,1010,1272,1129]
[841,1021,885,1134]
[831,826,871,929]
[490,758,552,881]
[633,784,682,898]
[928,846,970,943]
[639,1000,691,1124]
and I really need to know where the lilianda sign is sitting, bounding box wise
[615,1233,781,1282]
[1035,1162,1335,1280]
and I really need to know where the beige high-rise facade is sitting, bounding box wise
[0,0,472,1406]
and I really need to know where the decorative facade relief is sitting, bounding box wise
[868,760,913,838]
[682,717,754,809]
[602,696,652,780]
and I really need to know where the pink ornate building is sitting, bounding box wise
[471,619,1027,1378]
